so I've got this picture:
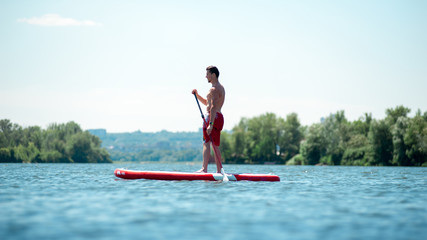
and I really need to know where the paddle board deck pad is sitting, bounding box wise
[114,169,280,182]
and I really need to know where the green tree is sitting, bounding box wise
[341,134,370,165]
[13,143,40,163]
[40,150,71,163]
[0,119,13,148]
[278,113,303,162]
[0,119,110,163]
[230,118,249,163]
[220,131,233,163]
[403,110,427,166]
[350,113,372,136]
[23,126,43,150]
[386,105,411,125]
[246,113,279,163]
[300,123,326,165]
[0,148,14,163]
[391,116,410,166]
[320,111,350,165]
[367,119,393,166]
[68,132,111,163]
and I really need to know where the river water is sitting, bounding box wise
[0,163,426,240]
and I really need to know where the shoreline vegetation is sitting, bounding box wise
[220,106,426,167]
[1,106,426,166]
[0,120,111,163]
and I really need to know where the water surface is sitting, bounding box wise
[0,163,426,240]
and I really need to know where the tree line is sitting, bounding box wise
[0,120,112,163]
[219,106,427,167]
[2,105,425,166]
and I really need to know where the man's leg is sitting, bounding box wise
[201,142,211,172]
[212,144,223,173]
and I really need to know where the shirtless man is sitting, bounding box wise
[192,66,225,173]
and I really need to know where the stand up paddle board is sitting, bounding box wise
[114,168,280,182]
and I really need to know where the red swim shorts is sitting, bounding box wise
[203,112,224,146]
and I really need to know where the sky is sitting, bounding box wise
[1,0,426,133]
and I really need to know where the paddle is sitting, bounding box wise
[193,93,229,182]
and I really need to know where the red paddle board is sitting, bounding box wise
[114,169,280,182]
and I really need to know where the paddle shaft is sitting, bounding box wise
[194,93,205,122]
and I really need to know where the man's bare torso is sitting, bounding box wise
[206,83,225,114]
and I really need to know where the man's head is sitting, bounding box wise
[206,65,219,79]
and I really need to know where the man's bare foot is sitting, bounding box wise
[195,169,207,173]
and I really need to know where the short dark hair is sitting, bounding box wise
[206,66,219,78]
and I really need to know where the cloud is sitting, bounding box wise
[17,14,102,27]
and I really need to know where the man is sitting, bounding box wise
[192,66,225,173]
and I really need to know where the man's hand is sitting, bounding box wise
[207,124,213,135]
[192,89,198,95]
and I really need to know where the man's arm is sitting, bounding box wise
[192,89,207,106]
